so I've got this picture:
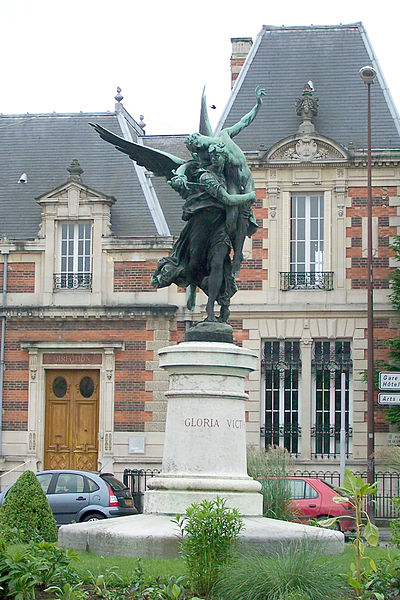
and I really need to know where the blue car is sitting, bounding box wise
[0,469,137,525]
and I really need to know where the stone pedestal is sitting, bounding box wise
[144,341,262,515]
[58,339,344,557]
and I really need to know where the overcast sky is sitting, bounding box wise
[1,0,399,135]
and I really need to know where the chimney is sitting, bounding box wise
[230,37,253,88]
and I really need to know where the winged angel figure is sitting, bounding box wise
[91,87,265,323]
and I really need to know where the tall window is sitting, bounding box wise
[291,194,324,274]
[312,341,352,458]
[281,194,332,290]
[55,223,92,289]
[262,341,301,456]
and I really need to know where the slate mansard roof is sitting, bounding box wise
[1,22,400,243]
[0,110,185,241]
[217,23,400,152]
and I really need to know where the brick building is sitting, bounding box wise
[1,22,400,486]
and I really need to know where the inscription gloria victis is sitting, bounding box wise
[184,417,244,429]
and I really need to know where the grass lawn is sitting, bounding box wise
[69,543,398,582]
[71,552,185,583]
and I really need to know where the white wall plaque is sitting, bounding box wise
[128,436,145,454]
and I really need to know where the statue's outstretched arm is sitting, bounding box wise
[218,188,256,206]
[223,86,266,138]
[198,171,255,206]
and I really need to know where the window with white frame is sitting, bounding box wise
[262,341,301,456]
[54,222,92,290]
[281,193,332,290]
[311,341,352,459]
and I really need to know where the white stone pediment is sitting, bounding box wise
[36,181,115,207]
[265,133,349,164]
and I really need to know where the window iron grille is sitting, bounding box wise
[262,340,302,373]
[54,273,92,290]
[311,425,353,459]
[280,271,334,291]
[261,424,302,458]
[263,341,301,456]
[312,340,352,373]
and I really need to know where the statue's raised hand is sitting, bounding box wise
[255,86,266,103]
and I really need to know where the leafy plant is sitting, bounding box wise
[86,567,123,598]
[45,582,88,600]
[0,540,80,600]
[247,445,295,520]
[212,540,347,600]
[0,470,57,542]
[361,552,400,599]
[140,575,187,600]
[173,496,243,596]
[318,470,379,597]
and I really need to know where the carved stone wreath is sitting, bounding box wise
[270,136,344,162]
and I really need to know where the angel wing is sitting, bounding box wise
[199,87,213,136]
[90,123,185,178]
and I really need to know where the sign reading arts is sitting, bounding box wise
[379,372,400,390]
[378,393,400,406]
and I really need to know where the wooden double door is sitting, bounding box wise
[45,370,99,471]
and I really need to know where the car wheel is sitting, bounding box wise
[82,513,106,522]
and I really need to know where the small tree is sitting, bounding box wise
[0,471,57,542]
[174,497,243,597]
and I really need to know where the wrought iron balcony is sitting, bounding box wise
[280,271,334,291]
[311,424,353,459]
[54,273,92,290]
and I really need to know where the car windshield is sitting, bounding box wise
[322,480,347,497]
[100,474,127,491]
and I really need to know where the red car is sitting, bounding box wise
[281,476,355,532]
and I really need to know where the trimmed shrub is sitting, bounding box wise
[0,470,57,542]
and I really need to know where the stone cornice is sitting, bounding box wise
[0,304,178,319]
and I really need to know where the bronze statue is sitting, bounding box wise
[91,87,265,324]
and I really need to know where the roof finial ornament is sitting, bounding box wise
[139,114,146,131]
[296,82,319,134]
[67,158,84,182]
[115,87,124,103]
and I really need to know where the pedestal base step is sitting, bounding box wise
[58,514,344,558]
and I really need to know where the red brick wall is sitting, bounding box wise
[3,318,157,432]
[364,317,398,432]
[114,261,158,292]
[231,58,246,86]
[237,186,268,290]
[346,187,397,288]
[0,262,35,293]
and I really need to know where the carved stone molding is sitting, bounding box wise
[267,184,280,219]
[334,183,348,217]
[28,431,36,453]
[270,137,345,163]
[104,432,113,453]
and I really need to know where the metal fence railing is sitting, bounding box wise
[123,468,161,513]
[124,467,400,519]
[293,470,400,519]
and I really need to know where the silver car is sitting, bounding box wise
[0,469,137,525]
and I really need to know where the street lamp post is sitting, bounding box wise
[359,65,377,496]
